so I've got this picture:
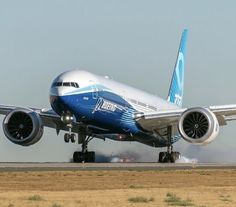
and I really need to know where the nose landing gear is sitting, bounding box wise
[61,113,76,143]
[64,133,76,143]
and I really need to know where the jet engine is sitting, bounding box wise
[3,108,44,146]
[178,107,219,145]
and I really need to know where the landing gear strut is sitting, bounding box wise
[158,126,180,163]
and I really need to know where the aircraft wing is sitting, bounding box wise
[0,104,82,134]
[135,104,236,131]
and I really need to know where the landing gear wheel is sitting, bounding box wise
[86,151,95,162]
[158,151,180,163]
[64,133,76,143]
[70,134,76,143]
[159,152,171,163]
[73,151,95,163]
[73,152,84,163]
[170,151,180,163]
[158,152,166,163]
[64,133,70,143]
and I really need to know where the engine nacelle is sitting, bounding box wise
[178,107,219,145]
[3,108,44,146]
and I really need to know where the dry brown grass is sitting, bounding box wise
[0,169,235,206]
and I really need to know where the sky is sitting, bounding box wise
[0,0,236,162]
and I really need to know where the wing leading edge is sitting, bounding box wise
[135,104,236,132]
[0,105,83,134]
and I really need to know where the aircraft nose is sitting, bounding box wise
[50,86,64,96]
[50,93,70,115]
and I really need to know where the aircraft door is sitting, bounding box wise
[92,84,99,99]
[122,90,128,108]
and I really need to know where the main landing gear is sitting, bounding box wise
[158,126,180,163]
[64,130,95,162]
[158,148,180,163]
[73,134,95,163]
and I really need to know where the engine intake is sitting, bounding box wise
[178,108,219,145]
[3,108,44,146]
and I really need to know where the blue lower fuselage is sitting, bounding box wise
[50,89,177,147]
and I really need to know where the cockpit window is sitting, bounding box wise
[75,83,79,88]
[63,82,70,86]
[56,82,62,87]
[52,82,79,88]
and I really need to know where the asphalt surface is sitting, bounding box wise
[0,162,236,172]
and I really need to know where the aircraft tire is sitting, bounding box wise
[159,152,164,163]
[73,151,95,163]
[85,151,95,162]
[71,134,76,143]
[170,152,180,163]
[64,134,70,143]
[159,152,168,163]
[73,151,84,163]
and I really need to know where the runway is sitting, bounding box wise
[0,162,236,172]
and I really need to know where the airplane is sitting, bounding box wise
[1,29,236,163]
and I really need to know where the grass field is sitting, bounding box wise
[0,169,235,207]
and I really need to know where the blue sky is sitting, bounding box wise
[0,1,236,162]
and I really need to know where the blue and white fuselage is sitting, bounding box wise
[49,30,188,149]
[2,29,236,163]
[50,70,180,147]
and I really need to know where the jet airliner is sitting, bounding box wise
[1,29,236,163]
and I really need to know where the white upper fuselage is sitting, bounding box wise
[50,70,179,113]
